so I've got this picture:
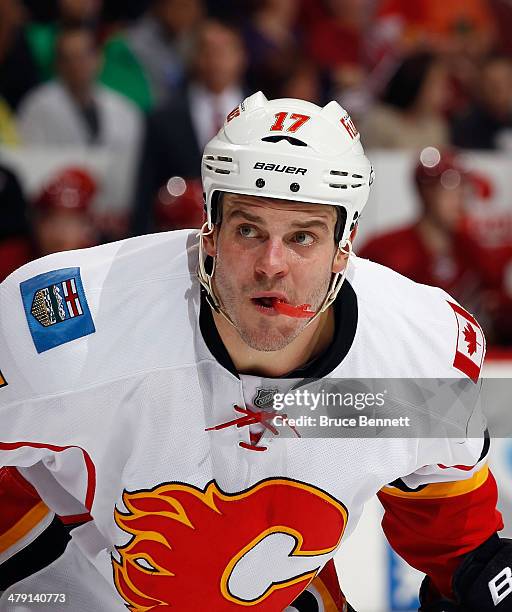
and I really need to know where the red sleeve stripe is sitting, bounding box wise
[380,464,489,499]
[0,501,50,555]
[58,512,92,525]
[0,442,96,510]
[311,559,347,612]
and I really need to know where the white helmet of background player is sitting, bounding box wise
[198,91,374,323]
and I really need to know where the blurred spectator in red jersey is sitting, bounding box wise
[0,166,101,281]
[154,177,204,231]
[306,0,369,70]
[451,54,512,151]
[360,51,450,149]
[32,167,100,257]
[305,0,373,117]
[359,148,489,319]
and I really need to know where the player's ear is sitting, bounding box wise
[332,224,357,273]
[332,248,345,273]
[202,226,218,257]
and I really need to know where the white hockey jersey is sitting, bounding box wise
[0,230,495,611]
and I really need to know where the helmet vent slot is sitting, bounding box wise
[204,155,236,175]
[328,169,365,189]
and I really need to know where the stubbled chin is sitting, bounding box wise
[236,317,305,352]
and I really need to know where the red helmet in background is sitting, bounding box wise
[414,147,493,199]
[33,167,97,213]
[155,177,205,230]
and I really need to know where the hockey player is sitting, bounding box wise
[0,92,510,611]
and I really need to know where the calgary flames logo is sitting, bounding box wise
[112,478,347,611]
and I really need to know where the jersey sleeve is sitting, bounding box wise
[378,441,503,597]
[0,259,97,515]
[0,260,99,583]
[377,299,503,598]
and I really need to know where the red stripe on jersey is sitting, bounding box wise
[0,442,96,511]
[58,512,93,525]
[437,463,475,471]
[378,469,503,597]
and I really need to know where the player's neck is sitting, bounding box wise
[212,307,335,377]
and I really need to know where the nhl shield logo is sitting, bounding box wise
[253,387,279,409]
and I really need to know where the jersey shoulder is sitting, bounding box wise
[0,230,200,403]
[348,255,485,380]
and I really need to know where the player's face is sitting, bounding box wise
[424,183,465,231]
[204,194,344,351]
[35,210,97,256]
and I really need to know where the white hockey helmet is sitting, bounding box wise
[201,91,374,246]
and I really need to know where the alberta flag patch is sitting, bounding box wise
[20,267,95,353]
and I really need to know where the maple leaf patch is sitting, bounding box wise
[448,301,485,382]
[463,322,480,356]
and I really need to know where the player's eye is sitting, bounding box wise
[293,232,315,246]
[238,225,258,238]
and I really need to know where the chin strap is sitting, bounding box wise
[303,238,353,328]
[196,222,353,328]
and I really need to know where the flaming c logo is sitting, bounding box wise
[112,478,348,611]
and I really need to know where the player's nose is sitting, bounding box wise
[254,238,289,279]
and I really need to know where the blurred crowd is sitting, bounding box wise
[1,0,512,344]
